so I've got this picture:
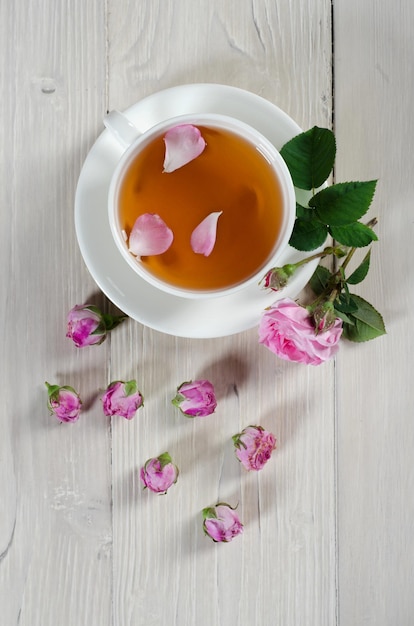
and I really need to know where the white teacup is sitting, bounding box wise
[106,111,295,299]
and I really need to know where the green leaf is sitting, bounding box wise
[289,217,328,251]
[309,265,331,295]
[295,203,313,218]
[334,309,355,325]
[280,126,336,190]
[342,295,386,342]
[346,249,372,285]
[330,222,378,247]
[335,292,358,314]
[309,180,377,226]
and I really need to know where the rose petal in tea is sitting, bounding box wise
[190,211,223,257]
[128,213,174,257]
[163,124,206,173]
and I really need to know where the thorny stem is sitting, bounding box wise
[293,245,344,269]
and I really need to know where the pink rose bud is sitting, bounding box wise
[66,304,127,347]
[312,300,337,333]
[172,379,217,417]
[232,425,277,471]
[102,380,143,420]
[45,382,82,423]
[140,452,179,494]
[261,264,296,291]
[202,503,244,543]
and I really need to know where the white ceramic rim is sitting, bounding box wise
[107,112,296,299]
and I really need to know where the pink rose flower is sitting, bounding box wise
[102,380,143,419]
[140,452,179,494]
[172,379,217,417]
[66,304,127,347]
[202,503,243,543]
[259,298,343,365]
[45,382,82,423]
[232,425,276,471]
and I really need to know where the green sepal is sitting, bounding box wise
[309,180,377,226]
[157,452,173,468]
[171,382,196,417]
[280,126,336,190]
[123,379,138,397]
[171,392,194,417]
[45,382,78,400]
[232,433,247,450]
[45,382,80,413]
[83,304,103,316]
[171,392,184,410]
[202,507,218,520]
[232,433,240,447]
[341,295,386,342]
[45,382,61,400]
[101,312,128,331]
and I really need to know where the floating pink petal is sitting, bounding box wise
[163,124,206,173]
[190,211,222,257]
[128,213,173,257]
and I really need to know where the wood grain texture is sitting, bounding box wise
[9,0,414,624]
[0,0,112,624]
[334,2,414,625]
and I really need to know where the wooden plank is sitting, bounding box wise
[0,0,112,624]
[334,1,414,624]
[107,1,336,624]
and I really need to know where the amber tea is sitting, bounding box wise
[117,124,285,292]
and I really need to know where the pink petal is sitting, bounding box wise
[128,213,173,257]
[163,124,206,173]
[190,211,222,257]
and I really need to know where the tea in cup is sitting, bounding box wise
[106,112,295,298]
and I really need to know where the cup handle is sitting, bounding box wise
[103,110,141,149]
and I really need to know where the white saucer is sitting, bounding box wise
[75,83,318,339]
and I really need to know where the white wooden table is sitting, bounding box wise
[1,1,413,625]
